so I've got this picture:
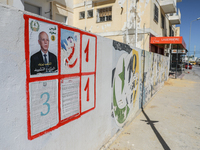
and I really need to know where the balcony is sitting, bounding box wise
[91,0,109,2]
[160,0,176,14]
[169,9,181,25]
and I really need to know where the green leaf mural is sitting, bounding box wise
[113,80,130,124]
[118,59,125,94]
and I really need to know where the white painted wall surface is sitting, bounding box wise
[0,4,27,150]
[13,0,24,10]
[0,4,118,150]
[0,4,169,150]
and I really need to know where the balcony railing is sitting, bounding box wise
[160,0,177,14]
[169,8,181,25]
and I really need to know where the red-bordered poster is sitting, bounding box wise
[24,14,97,140]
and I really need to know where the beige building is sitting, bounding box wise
[0,0,74,26]
[0,0,182,55]
[73,0,182,55]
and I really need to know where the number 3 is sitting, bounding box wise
[40,92,50,116]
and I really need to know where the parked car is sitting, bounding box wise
[185,63,192,69]
[189,61,196,65]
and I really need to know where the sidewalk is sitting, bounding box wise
[107,70,200,150]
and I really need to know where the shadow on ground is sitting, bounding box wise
[141,108,171,150]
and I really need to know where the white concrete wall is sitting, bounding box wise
[13,0,24,10]
[0,4,169,150]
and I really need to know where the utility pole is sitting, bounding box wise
[188,17,200,69]
[84,0,87,31]
[135,0,138,47]
[126,0,128,44]
[194,45,196,58]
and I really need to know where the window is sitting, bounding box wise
[172,30,174,36]
[161,13,165,29]
[87,10,93,18]
[154,4,158,23]
[169,26,174,36]
[55,14,67,24]
[24,2,41,15]
[169,26,172,36]
[79,11,85,19]
[97,7,112,22]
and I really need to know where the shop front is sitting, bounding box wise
[150,36,186,78]
[171,49,187,74]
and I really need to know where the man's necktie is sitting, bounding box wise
[44,54,48,71]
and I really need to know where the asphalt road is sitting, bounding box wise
[185,65,200,81]
[192,65,200,77]
[106,67,200,150]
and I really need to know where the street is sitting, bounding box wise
[107,66,200,150]
[186,65,200,79]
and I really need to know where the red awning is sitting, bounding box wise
[150,36,186,49]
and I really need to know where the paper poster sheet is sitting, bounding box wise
[29,80,58,135]
[61,29,80,74]
[29,19,58,77]
[61,77,80,120]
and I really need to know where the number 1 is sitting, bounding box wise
[84,78,89,101]
[84,39,90,62]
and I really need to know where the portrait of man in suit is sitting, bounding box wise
[30,31,58,75]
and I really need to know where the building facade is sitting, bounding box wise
[0,0,73,26]
[73,0,182,55]
[0,0,182,55]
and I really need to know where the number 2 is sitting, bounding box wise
[40,92,50,116]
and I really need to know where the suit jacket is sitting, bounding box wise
[30,51,58,75]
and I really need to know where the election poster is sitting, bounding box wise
[29,19,58,76]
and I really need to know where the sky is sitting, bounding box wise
[176,0,200,58]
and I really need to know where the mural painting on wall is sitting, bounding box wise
[24,15,97,140]
[139,51,169,108]
[161,56,169,82]
[111,41,139,126]
[151,53,157,96]
[157,54,161,85]
[152,54,163,96]
[139,51,144,107]
[143,52,153,104]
